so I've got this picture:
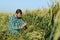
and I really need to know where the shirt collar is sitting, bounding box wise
[14,15,22,19]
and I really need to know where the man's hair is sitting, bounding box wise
[16,9,22,14]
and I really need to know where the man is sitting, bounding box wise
[8,9,27,35]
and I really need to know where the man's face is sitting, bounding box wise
[16,13,22,18]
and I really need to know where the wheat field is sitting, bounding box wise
[0,3,60,40]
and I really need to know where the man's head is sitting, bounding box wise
[16,9,22,18]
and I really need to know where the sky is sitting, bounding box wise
[0,0,57,12]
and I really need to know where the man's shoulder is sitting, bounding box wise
[9,15,16,20]
[10,15,15,18]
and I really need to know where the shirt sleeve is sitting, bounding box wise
[8,16,17,31]
[8,17,13,31]
[20,19,25,26]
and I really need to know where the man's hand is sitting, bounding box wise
[20,23,27,29]
[20,26,23,29]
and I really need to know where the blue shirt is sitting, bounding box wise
[8,15,25,35]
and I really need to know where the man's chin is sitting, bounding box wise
[17,17,22,19]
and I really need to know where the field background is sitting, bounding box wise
[0,2,60,40]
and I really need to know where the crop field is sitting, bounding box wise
[0,3,60,40]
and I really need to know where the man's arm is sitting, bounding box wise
[8,16,17,30]
[8,17,13,31]
[20,23,27,29]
